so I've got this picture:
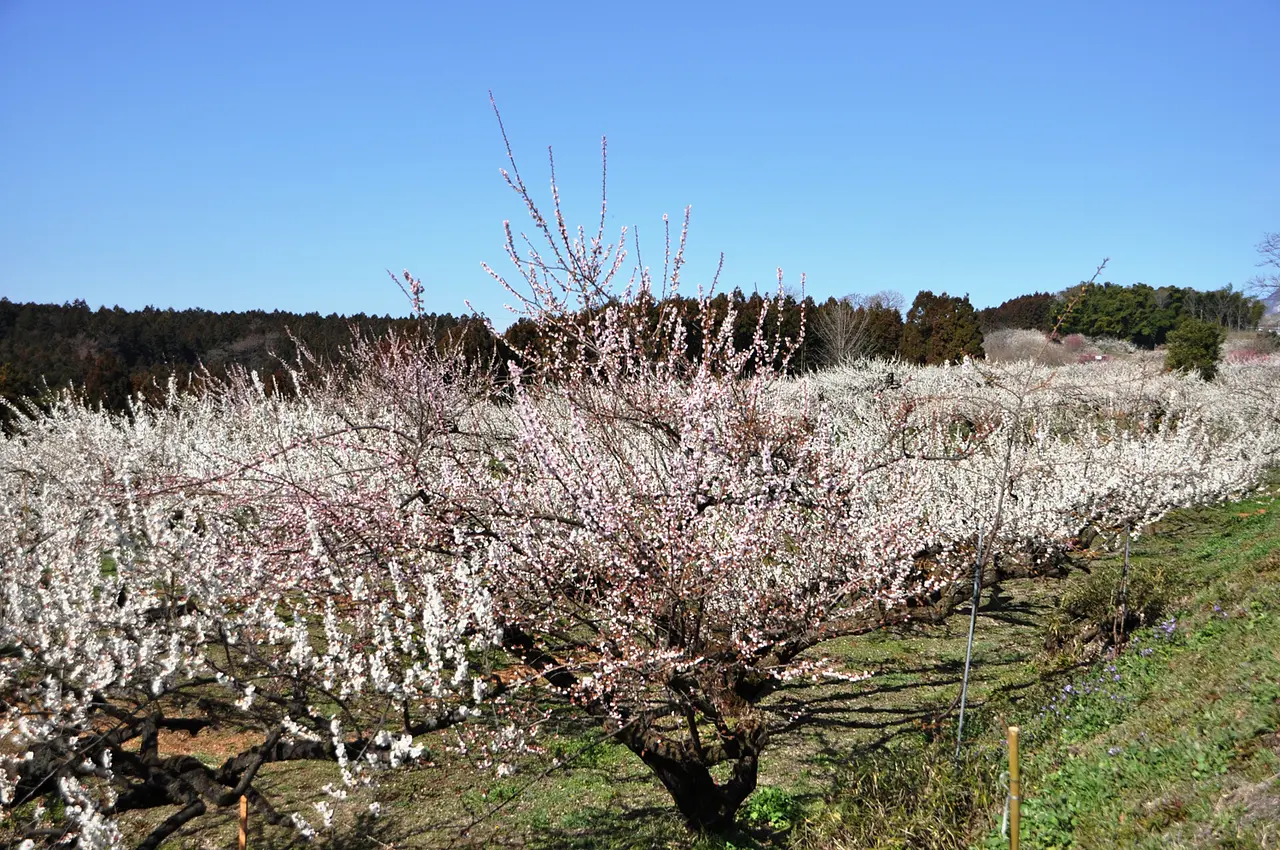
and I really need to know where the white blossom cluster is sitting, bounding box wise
[0,361,500,846]
[805,356,1278,548]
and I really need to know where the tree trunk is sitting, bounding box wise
[616,721,765,833]
[636,745,760,832]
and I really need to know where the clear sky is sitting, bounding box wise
[2,1,1276,325]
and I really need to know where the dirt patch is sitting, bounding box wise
[1194,774,1280,845]
[117,727,266,761]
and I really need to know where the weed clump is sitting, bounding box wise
[1056,555,1183,646]
[739,786,802,834]
[791,740,1003,850]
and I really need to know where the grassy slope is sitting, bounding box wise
[795,487,1280,850]
[123,487,1280,849]
[1000,495,1280,849]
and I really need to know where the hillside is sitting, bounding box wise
[8,348,1270,850]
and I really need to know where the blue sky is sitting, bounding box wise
[1,1,1276,325]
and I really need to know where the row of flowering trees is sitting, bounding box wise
[3,308,1277,847]
[4,142,1279,845]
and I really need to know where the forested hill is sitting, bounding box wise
[0,299,489,413]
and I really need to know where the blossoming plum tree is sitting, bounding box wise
[3,134,1278,846]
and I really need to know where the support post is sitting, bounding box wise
[239,795,248,850]
[1114,523,1131,646]
[1008,726,1021,850]
[955,530,985,758]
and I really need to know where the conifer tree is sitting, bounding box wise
[900,291,985,365]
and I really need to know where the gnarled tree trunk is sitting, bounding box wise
[615,718,766,833]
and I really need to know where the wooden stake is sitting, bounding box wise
[1008,726,1021,850]
[238,794,248,850]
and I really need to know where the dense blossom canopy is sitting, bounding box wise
[3,327,1277,845]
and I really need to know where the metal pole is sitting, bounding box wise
[1114,523,1131,646]
[955,530,985,759]
[1008,726,1021,850]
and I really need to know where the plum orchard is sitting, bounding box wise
[3,153,1279,844]
[3,309,1278,847]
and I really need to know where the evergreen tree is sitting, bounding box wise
[978,292,1058,332]
[1164,318,1226,380]
[900,291,985,365]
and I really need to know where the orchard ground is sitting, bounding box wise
[107,478,1280,849]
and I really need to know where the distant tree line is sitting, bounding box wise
[0,299,482,418]
[0,290,969,417]
[978,282,1264,346]
[1,280,1261,416]
[977,292,1060,333]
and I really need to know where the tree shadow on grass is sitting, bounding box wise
[517,803,689,850]
[759,591,1064,778]
[254,812,408,850]
[516,800,822,850]
[277,585,1069,849]
[976,588,1054,628]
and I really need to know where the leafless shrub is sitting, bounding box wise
[1091,337,1138,356]
[812,291,903,366]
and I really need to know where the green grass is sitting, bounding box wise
[988,495,1280,849]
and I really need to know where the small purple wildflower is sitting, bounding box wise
[1040,664,1129,719]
